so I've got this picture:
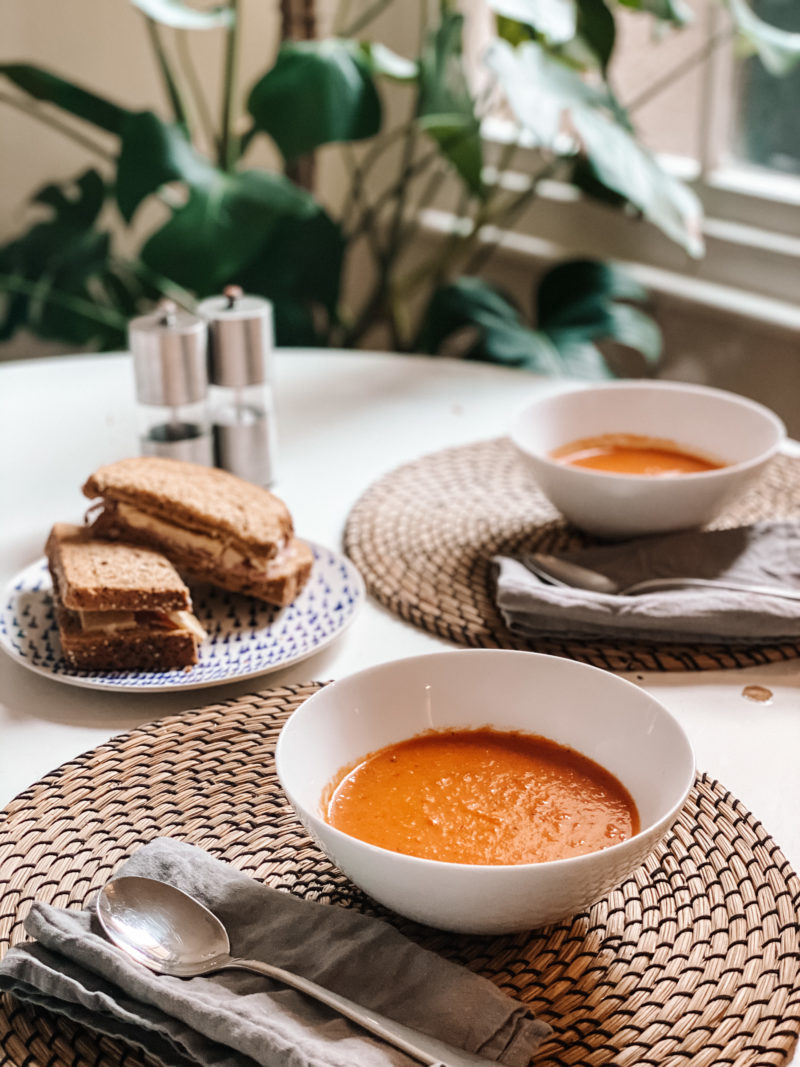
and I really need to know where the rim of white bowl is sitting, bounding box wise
[275,649,697,875]
[509,380,787,484]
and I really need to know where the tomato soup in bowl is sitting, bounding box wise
[275,650,695,934]
[510,381,785,539]
[325,727,640,865]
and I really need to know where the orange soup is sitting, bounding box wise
[324,728,640,865]
[550,433,724,475]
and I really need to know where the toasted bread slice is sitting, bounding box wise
[83,457,292,558]
[45,523,205,671]
[84,457,313,607]
[46,522,192,612]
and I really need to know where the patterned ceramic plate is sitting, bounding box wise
[0,542,364,692]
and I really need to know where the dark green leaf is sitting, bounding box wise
[235,209,345,332]
[247,39,382,161]
[537,259,647,326]
[141,169,318,293]
[417,277,564,373]
[0,169,128,348]
[538,258,662,365]
[0,64,130,134]
[575,0,616,71]
[417,13,485,198]
[128,0,234,29]
[116,111,214,222]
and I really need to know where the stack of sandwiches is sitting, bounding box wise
[46,457,313,673]
[46,523,206,671]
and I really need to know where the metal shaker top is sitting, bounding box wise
[198,285,274,388]
[129,300,208,407]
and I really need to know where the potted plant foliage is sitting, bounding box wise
[0,0,796,376]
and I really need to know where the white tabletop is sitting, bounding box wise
[2,348,799,878]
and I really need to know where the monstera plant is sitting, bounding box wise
[0,0,796,376]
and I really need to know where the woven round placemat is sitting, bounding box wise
[2,684,800,1067]
[344,440,800,672]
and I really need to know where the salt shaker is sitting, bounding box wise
[129,300,213,465]
[198,285,277,487]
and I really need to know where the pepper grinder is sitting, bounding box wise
[129,300,213,465]
[198,285,277,487]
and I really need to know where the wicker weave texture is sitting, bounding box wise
[1,685,800,1066]
[344,440,800,672]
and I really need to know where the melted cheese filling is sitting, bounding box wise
[113,502,294,576]
[77,608,207,642]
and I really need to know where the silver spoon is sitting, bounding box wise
[523,551,800,601]
[96,876,494,1067]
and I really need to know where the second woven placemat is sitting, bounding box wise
[1,685,800,1066]
[344,439,800,672]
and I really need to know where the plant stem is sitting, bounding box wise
[220,0,242,171]
[341,0,397,37]
[0,90,115,161]
[176,29,219,158]
[112,257,197,312]
[0,273,128,330]
[625,26,735,114]
[145,17,190,129]
[340,123,417,233]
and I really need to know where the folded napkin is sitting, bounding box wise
[0,838,550,1067]
[495,520,800,645]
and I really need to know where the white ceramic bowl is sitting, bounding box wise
[275,650,695,934]
[510,380,785,539]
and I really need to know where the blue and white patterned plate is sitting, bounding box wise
[0,541,364,692]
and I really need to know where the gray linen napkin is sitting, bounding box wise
[494,520,800,644]
[0,838,550,1067]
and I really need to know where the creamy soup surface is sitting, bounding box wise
[550,433,725,475]
[324,728,640,865]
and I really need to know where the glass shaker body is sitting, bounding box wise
[209,381,277,487]
[129,304,213,466]
[198,289,277,487]
[137,398,214,464]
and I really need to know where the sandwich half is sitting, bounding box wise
[46,522,206,671]
[82,456,313,607]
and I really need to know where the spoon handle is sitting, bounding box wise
[223,956,491,1067]
[622,577,800,600]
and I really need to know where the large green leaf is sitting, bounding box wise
[116,111,216,222]
[0,64,130,134]
[247,39,382,161]
[571,109,703,255]
[128,0,234,29]
[418,277,566,373]
[724,0,800,75]
[141,169,319,294]
[485,38,607,148]
[615,0,692,27]
[538,258,662,365]
[417,13,485,199]
[234,209,345,342]
[488,0,577,43]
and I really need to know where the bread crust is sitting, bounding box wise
[83,457,293,555]
[46,523,192,612]
[55,608,198,671]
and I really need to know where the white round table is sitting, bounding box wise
[2,348,799,879]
